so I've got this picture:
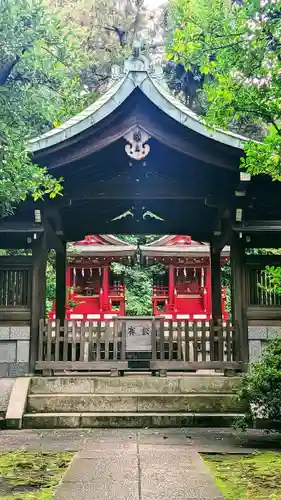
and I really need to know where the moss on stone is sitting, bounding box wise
[0,451,73,499]
[204,451,281,500]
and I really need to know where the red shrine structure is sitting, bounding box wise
[140,235,229,320]
[50,235,135,320]
[50,234,229,321]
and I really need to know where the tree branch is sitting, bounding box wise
[0,56,20,85]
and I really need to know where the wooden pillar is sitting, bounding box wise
[231,235,248,362]
[29,235,47,372]
[210,244,222,324]
[168,264,175,309]
[56,241,66,323]
[102,265,109,310]
[204,268,211,312]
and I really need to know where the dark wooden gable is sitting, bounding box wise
[4,50,281,247]
[28,90,244,241]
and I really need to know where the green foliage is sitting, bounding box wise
[117,234,162,245]
[168,0,281,180]
[112,262,153,316]
[112,234,165,315]
[46,0,166,91]
[236,337,281,432]
[45,254,56,313]
[112,260,166,316]
[0,0,95,214]
[263,265,281,296]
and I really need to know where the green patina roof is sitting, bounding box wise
[28,48,248,153]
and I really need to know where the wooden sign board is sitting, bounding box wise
[125,319,153,352]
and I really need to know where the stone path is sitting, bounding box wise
[53,442,223,500]
[1,428,280,500]
[0,379,14,426]
[0,428,280,454]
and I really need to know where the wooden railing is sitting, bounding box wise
[153,285,169,296]
[35,318,245,376]
[150,319,245,375]
[0,256,32,322]
[248,267,281,306]
[108,284,125,296]
[35,319,128,375]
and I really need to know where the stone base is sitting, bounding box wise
[248,326,281,362]
[0,326,30,377]
[23,411,243,429]
[0,363,29,377]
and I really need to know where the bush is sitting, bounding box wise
[236,337,281,432]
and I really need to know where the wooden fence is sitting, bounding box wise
[35,318,245,375]
[35,319,128,375]
[150,319,245,374]
[0,256,32,322]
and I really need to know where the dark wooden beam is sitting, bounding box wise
[56,240,66,323]
[59,184,225,204]
[0,222,44,233]
[205,194,234,209]
[233,221,281,233]
[212,215,233,251]
[245,254,281,266]
[231,234,248,363]
[44,218,65,253]
[210,244,222,324]
[29,235,47,372]
[45,206,64,236]
[67,193,207,201]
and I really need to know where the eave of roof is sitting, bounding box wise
[100,234,133,246]
[145,235,207,247]
[28,54,249,154]
[69,244,136,256]
[139,245,230,257]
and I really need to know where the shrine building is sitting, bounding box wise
[50,234,134,320]
[140,235,229,320]
[49,234,229,321]
[1,42,281,377]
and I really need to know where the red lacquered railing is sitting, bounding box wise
[153,285,169,296]
[108,285,125,296]
[175,284,201,294]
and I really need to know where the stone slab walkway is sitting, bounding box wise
[53,442,224,500]
[0,428,280,454]
[1,428,280,500]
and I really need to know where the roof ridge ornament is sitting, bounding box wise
[110,40,164,83]
[124,40,150,73]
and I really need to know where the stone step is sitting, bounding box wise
[27,392,245,413]
[23,411,244,429]
[29,375,240,395]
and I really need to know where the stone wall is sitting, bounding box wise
[248,325,281,362]
[0,378,15,420]
[0,326,30,376]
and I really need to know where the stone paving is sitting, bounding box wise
[53,442,224,500]
[0,379,14,420]
[0,427,280,453]
[0,428,280,499]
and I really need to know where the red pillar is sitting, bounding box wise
[210,245,222,323]
[66,268,71,288]
[205,268,211,313]
[168,264,175,311]
[102,265,109,311]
